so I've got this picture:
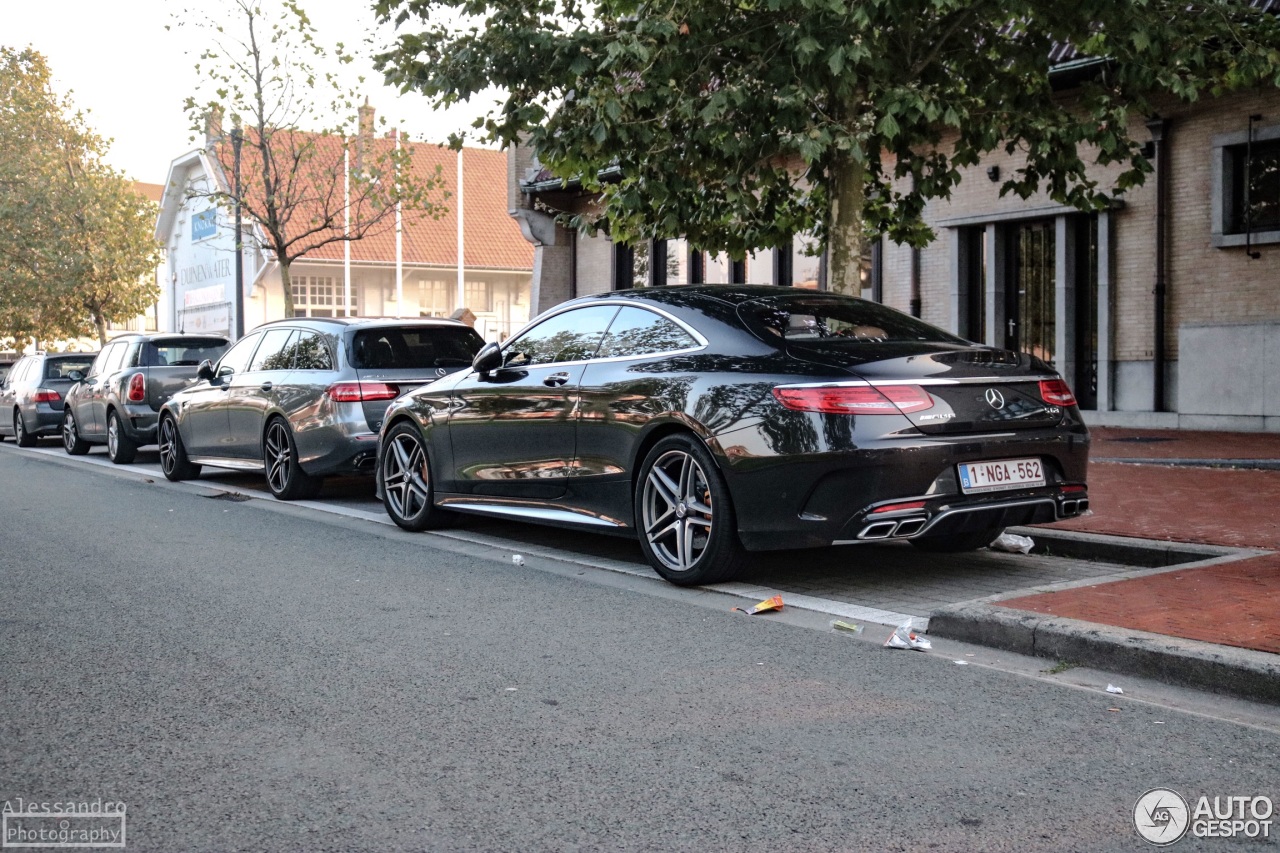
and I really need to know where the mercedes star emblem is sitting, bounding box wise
[984,388,1006,410]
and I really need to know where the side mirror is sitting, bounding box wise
[67,370,85,382]
[472,342,503,375]
[195,359,215,381]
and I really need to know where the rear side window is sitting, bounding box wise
[351,326,483,370]
[147,339,229,366]
[598,306,699,359]
[740,295,968,346]
[289,332,334,370]
[45,357,96,379]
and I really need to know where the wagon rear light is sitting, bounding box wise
[772,384,934,415]
[1061,484,1086,493]
[325,381,401,403]
[127,373,146,402]
[1039,378,1077,406]
[32,388,61,403]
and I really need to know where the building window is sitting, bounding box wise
[1212,123,1280,248]
[419,279,451,316]
[792,234,823,289]
[291,276,355,318]
[1228,138,1280,234]
[465,279,492,312]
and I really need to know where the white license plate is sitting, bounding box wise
[958,457,1045,494]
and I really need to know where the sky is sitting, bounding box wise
[5,0,499,186]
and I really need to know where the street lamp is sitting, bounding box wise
[230,124,245,340]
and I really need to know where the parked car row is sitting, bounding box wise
[4,286,1091,586]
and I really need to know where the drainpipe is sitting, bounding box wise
[1146,116,1170,412]
[909,173,922,317]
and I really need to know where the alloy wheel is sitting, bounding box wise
[63,414,77,452]
[383,431,431,521]
[107,416,119,457]
[158,418,178,475]
[264,422,292,495]
[641,449,715,572]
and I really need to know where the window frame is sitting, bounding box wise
[1212,122,1280,249]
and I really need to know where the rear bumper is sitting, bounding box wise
[31,405,65,436]
[719,413,1090,551]
[120,406,159,445]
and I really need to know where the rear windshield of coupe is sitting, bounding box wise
[351,326,485,370]
[45,356,97,379]
[739,295,968,347]
[147,339,230,366]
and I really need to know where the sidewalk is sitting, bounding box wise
[929,426,1280,702]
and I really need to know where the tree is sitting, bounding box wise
[174,0,446,318]
[374,0,1280,295]
[0,47,160,348]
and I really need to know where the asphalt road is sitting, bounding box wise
[1,444,1277,851]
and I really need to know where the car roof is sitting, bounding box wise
[250,316,471,333]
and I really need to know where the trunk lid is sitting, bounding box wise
[785,343,1069,434]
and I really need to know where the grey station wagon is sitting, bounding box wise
[157,317,484,499]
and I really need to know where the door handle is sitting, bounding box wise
[259,382,273,391]
[542,373,570,387]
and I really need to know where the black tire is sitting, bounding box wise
[635,433,746,586]
[263,418,321,500]
[14,409,35,447]
[379,421,454,531]
[909,526,1005,553]
[62,410,90,455]
[158,415,201,481]
[106,410,138,464]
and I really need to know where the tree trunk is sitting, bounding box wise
[826,148,867,297]
[278,256,295,318]
[94,312,107,347]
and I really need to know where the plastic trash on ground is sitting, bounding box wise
[884,619,932,651]
[1106,683,1124,694]
[831,620,864,635]
[734,595,784,615]
[989,532,1034,554]
[511,554,525,566]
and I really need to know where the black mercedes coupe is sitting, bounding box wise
[375,286,1089,585]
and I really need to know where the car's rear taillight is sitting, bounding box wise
[127,373,146,403]
[32,388,61,403]
[325,381,401,403]
[1039,378,1077,406]
[772,384,934,415]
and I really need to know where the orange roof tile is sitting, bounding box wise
[212,131,531,271]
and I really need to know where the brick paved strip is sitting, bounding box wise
[1051,461,1280,550]
[994,554,1280,655]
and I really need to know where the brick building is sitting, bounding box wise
[158,106,533,343]
[510,82,1280,432]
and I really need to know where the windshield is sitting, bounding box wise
[351,326,485,370]
[739,294,969,347]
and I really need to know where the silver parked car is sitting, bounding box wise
[157,317,485,499]
[0,352,99,446]
[61,333,229,463]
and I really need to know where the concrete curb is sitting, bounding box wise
[1008,526,1242,569]
[929,603,1280,704]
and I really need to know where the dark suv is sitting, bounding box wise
[61,333,230,463]
[158,317,484,499]
[0,352,99,446]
